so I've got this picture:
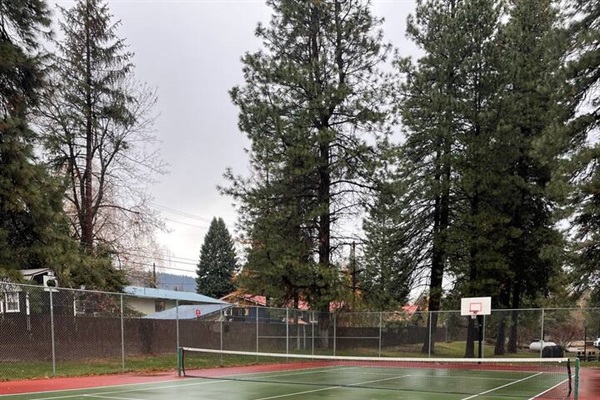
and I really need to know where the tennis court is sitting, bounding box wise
[0,368,570,400]
[175,347,574,399]
[1,348,574,400]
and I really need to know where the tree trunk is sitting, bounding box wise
[494,289,511,355]
[422,140,450,354]
[82,0,94,252]
[507,282,521,353]
[495,316,506,355]
[318,311,330,349]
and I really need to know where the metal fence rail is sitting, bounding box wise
[0,283,599,379]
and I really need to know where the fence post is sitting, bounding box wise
[428,311,432,358]
[286,308,289,355]
[482,315,486,359]
[176,300,180,352]
[220,304,224,364]
[256,306,259,353]
[378,312,382,357]
[49,288,56,376]
[540,308,545,358]
[120,294,125,372]
[333,313,337,356]
[311,311,315,356]
[297,310,300,350]
[220,304,224,350]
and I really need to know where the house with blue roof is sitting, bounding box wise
[123,286,229,316]
[144,303,232,320]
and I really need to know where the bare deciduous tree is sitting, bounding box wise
[36,0,166,285]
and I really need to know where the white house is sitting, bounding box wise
[0,268,57,314]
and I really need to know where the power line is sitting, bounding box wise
[164,217,210,230]
[120,250,197,263]
[151,203,214,223]
[118,250,198,265]
[124,260,195,274]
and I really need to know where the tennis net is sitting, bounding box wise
[178,347,577,399]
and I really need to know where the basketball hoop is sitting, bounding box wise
[469,303,482,319]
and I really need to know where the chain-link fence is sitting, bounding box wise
[1,282,599,380]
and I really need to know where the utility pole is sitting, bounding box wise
[152,263,157,288]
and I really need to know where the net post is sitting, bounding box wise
[574,356,579,400]
[177,347,183,377]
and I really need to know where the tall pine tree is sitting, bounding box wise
[397,0,493,354]
[223,0,394,338]
[487,0,566,355]
[396,0,565,355]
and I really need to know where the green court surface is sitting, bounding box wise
[0,365,571,400]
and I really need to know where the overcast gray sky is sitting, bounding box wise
[55,0,418,276]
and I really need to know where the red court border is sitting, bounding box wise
[0,372,178,396]
[0,366,598,399]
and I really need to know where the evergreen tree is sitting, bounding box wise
[566,0,600,304]
[486,0,566,355]
[444,0,508,357]
[223,0,393,316]
[397,0,565,355]
[398,0,495,354]
[362,178,416,311]
[195,218,237,298]
[0,0,80,278]
[236,201,315,308]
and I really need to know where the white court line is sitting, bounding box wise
[28,379,226,400]
[83,395,145,400]
[460,372,543,400]
[251,374,411,400]
[409,374,515,382]
[528,378,569,400]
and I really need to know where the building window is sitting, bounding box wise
[155,300,165,312]
[0,282,21,313]
[4,292,19,313]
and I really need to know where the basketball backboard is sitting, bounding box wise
[461,297,491,318]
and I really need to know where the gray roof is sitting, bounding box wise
[21,268,54,280]
[144,304,231,320]
[124,286,228,304]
